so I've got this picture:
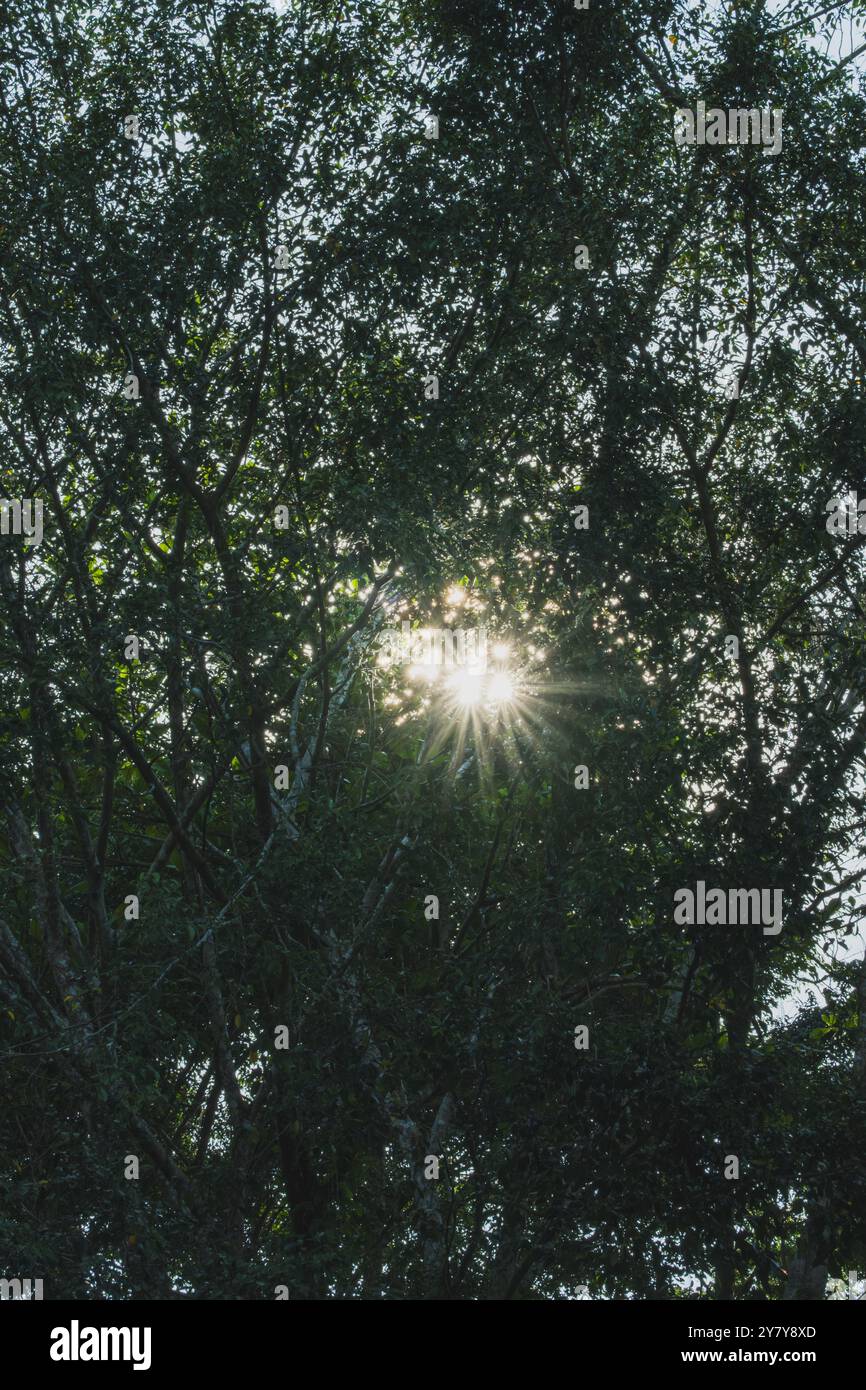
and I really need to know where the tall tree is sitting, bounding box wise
[1,0,865,1299]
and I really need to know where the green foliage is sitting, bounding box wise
[0,0,865,1300]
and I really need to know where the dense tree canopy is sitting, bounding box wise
[1,0,865,1300]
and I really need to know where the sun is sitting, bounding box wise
[447,668,516,709]
[410,646,550,789]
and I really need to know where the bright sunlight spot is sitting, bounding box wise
[488,672,515,705]
[447,667,517,709]
[449,669,484,706]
